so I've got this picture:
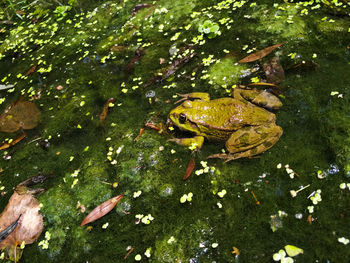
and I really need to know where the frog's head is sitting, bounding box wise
[167,101,201,134]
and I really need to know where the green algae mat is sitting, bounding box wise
[0,0,350,262]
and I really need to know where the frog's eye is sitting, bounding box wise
[179,113,187,124]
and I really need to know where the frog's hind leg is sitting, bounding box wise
[234,86,282,110]
[208,124,282,162]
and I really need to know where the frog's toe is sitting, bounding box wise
[207,153,238,162]
[167,138,185,145]
[208,151,254,162]
[207,153,227,159]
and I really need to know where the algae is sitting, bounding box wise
[0,0,350,262]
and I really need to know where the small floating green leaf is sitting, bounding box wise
[284,245,303,257]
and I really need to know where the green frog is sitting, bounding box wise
[167,86,283,162]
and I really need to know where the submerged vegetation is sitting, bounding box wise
[0,0,350,262]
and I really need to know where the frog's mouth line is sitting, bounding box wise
[166,115,199,135]
[167,114,199,132]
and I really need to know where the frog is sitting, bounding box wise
[167,86,283,162]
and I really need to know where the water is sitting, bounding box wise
[0,0,350,262]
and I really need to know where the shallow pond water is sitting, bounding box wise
[0,0,350,262]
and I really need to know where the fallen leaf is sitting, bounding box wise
[284,245,303,257]
[183,158,195,180]
[248,82,278,88]
[232,246,240,255]
[290,61,320,72]
[24,64,37,76]
[145,122,162,132]
[81,194,124,226]
[0,100,41,133]
[131,3,152,17]
[99,98,116,127]
[0,191,43,261]
[134,128,145,142]
[238,42,285,63]
[125,48,145,74]
[144,47,195,87]
[0,179,46,261]
[0,133,26,151]
[0,84,14,90]
[0,215,21,243]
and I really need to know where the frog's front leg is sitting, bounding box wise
[208,124,282,162]
[175,92,210,104]
[234,86,282,110]
[168,135,205,150]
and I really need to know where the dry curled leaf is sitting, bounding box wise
[238,42,285,63]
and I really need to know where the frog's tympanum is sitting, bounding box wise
[167,86,283,162]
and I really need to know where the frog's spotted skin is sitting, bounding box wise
[167,87,283,162]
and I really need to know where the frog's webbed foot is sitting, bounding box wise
[208,152,253,163]
[174,92,210,104]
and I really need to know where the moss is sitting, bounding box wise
[1,0,350,262]
[250,4,308,40]
[153,219,211,262]
[208,57,248,88]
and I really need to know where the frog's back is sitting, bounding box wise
[192,97,276,131]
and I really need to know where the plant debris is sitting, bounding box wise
[0,100,41,133]
[0,181,46,261]
[99,98,116,127]
[0,133,26,151]
[183,158,195,180]
[81,194,124,226]
[239,42,285,63]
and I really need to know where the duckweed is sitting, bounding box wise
[0,0,350,262]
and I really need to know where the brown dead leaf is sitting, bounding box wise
[183,158,195,180]
[81,194,124,226]
[144,47,195,87]
[0,192,43,249]
[0,100,41,133]
[238,42,285,63]
[131,3,152,17]
[0,133,26,151]
[0,186,44,261]
[24,64,37,76]
[125,48,145,74]
[99,98,116,127]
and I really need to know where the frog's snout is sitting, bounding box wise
[166,114,176,128]
[166,117,173,127]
